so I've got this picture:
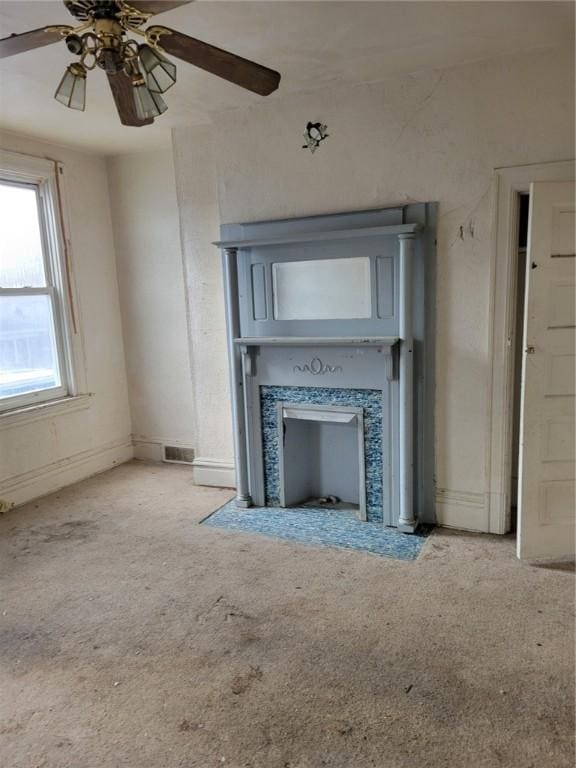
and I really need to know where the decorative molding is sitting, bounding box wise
[1,437,133,508]
[435,488,488,532]
[192,458,236,489]
[240,345,257,377]
[435,488,486,507]
[293,357,343,375]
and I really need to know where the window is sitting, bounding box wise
[0,151,75,412]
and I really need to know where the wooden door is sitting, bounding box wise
[518,181,575,560]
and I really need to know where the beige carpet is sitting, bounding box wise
[0,461,573,768]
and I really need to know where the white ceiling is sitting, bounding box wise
[0,1,573,156]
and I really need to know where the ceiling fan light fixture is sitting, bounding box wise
[131,76,167,120]
[1,0,280,127]
[54,62,87,111]
[138,44,176,94]
[65,33,83,55]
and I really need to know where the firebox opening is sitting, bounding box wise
[278,404,366,520]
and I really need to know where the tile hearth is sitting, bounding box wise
[202,501,431,560]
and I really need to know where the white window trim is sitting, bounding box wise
[0,149,86,415]
[0,393,91,431]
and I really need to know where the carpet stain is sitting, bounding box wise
[231,665,263,695]
[178,719,204,732]
[9,519,98,549]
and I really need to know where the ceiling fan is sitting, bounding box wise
[0,0,281,127]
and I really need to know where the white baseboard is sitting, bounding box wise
[1,437,133,508]
[487,491,510,535]
[435,488,489,532]
[193,457,236,489]
[132,439,164,462]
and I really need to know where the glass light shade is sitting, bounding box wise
[132,80,167,120]
[54,63,86,111]
[139,44,176,93]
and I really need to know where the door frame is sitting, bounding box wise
[487,160,575,534]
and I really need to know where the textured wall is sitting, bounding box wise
[0,131,133,505]
[172,124,234,468]
[107,151,195,458]
[172,45,574,530]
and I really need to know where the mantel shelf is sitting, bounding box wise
[234,336,400,347]
[214,223,421,250]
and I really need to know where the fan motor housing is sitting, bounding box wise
[64,1,122,22]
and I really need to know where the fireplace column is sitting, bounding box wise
[222,247,252,507]
[398,233,416,532]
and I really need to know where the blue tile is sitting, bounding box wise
[260,385,385,522]
[202,501,431,561]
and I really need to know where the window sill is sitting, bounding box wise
[0,394,92,430]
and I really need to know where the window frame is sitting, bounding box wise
[0,151,77,413]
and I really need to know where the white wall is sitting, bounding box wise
[0,131,133,506]
[173,125,235,486]
[172,45,574,530]
[107,151,195,462]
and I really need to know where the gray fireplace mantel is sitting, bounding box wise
[217,204,436,531]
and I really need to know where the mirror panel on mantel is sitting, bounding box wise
[272,256,372,321]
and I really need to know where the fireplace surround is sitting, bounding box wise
[216,204,436,531]
[261,386,383,522]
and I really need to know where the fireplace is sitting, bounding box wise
[216,205,436,531]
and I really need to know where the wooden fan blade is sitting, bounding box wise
[127,1,193,14]
[0,26,72,59]
[149,26,280,96]
[107,72,154,127]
